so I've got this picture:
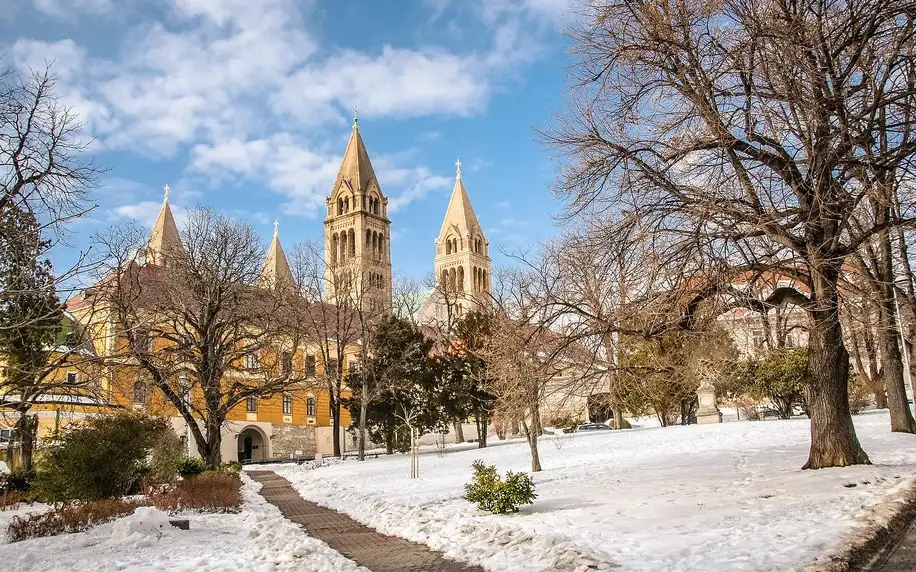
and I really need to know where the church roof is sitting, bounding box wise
[260,222,295,289]
[147,191,182,266]
[334,120,380,195]
[437,164,483,241]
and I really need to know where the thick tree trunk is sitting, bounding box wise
[384,430,394,455]
[203,417,223,469]
[803,265,870,469]
[453,420,465,443]
[16,411,37,473]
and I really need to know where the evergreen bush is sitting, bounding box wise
[32,413,167,502]
[176,456,207,479]
[464,460,536,514]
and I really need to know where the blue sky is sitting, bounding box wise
[2,0,573,285]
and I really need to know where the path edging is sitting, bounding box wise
[806,478,916,572]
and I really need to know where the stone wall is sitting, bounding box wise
[271,424,317,459]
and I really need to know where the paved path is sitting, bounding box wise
[869,519,916,572]
[247,470,485,572]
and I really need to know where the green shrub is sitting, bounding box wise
[32,413,168,503]
[148,427,185,486]
[177,456,207,479]
[0,470,35,493]
[464,460,536,514]
[220,461,242,474]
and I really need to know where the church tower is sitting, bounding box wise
[434,160,490,315]
[146,185,182,266]
[324,118,392,309]
[260,220,294,290]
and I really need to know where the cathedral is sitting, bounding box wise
[322,117,492,320]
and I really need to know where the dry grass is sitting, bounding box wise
[7,499,144,542]
[151,471,241,513]
[0,490,28,510]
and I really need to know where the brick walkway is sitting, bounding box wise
[248,470,485,572]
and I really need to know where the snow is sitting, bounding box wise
[0,474,368,572]
[266,410,916,572]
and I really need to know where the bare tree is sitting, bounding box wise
[551,0,916,468]
[289,240,363,457]
[87,208,304,468]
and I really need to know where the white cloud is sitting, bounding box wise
[32,0,113,17]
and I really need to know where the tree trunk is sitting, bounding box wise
[331,398,341,457]
[385,430,394,455]
[875,226,916,432]
[16,411,37,473]
[803,265,870,469]
[453,420,465,443]
[358,398,368,461]
[476,411,488,448]
[520,417,541,472]
[203,417,223,469]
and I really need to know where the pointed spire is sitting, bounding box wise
[146,184,182,266]
[437,166,483,243]
[334,115,379,194]
[261,219,294,289]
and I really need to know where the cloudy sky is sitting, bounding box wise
[2,0,573,283]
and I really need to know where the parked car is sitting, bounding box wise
[576,422,612,432]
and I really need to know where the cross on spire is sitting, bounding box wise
[352,106,359,128]
[273,219,279,238]
[455,159,462,180]
[163,184,170,202]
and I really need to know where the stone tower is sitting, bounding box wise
[146,185,182,266]
[434,160,490,316]
[324,119,392,310]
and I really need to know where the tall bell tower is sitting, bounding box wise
[433,160,490,316]
[324,117,392,310]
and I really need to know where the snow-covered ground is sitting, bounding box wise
[0,475,367,572]
[267,410,916,572]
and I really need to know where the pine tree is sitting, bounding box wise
[0,204,64,471]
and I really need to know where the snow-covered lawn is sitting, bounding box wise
[267,410,916,572]
[0,475,367,572]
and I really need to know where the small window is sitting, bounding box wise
[304,355,316,376]
[66,372,78,385]
[133,380,149,404]
[348,361,359,377]
[65,331,77,346]
[245,352,260,372]
[281,351,293,376]
[246,396,258,413]
[306,397,316,417]
[282,393,293,415]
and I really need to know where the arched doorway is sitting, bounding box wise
[237,426,268,463]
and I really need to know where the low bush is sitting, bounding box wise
[152,471,241,513]
[464,460,536,514]
[1,470,35,493]
[0,490,28,510]
[7,499,143,542]
[220,461,242,473]
[33,413,169,503]
[176,456,207,479]
[149,428,186,486]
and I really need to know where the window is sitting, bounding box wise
[327,359,338,380]
[66,372,78,385]
[282,393,293,415]
[348,360,359,378]
[306,397,317,417]
[281,351,293,376]
[65,330,77,346]
[752,329,766,348]
[245,352,260,372]
[133,379,149,404]
[246,396,258,413]
[304,355,316,376]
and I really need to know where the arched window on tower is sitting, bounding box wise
[440,269,447,287]
[340,232,348,262]
[348,229,355,257]
[372,231,378,259]
[449,267,457,292]
[331,233,339,265]
[457,266,464,292]
[344,197,350,213]
[379,235,385,259]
